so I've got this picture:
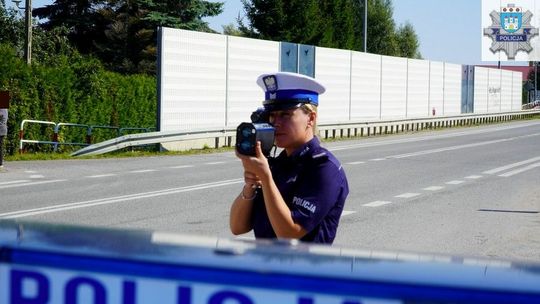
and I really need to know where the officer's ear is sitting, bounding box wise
[307,111,317,128]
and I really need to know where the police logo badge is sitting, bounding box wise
[263,75,278,92]
[483,3,539,60]
[500,5,522,33]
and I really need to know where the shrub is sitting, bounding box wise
[0,43,156,155]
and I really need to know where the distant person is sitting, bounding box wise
[0,108,7,169]
[230,72,349,244]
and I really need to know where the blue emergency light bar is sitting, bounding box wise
[0,220,539,303]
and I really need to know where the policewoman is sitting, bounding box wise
[230,72,349,244]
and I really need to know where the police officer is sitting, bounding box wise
[0,107,7,169]
[230,72,349,244]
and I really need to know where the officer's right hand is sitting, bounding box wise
[236,142,271,183]
[243,171,261,188]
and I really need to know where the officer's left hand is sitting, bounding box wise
[236,141,271,183]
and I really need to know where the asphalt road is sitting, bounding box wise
[1,120,539,262]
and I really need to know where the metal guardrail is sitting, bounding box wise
[317,110,540,138]
[54,123,90,151]
[18,120,57,153]
[523,100,540,110]
[19,120,152,153]
[71,127,233,156]
[71,110,540,157]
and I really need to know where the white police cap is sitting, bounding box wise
[256,72,326,111]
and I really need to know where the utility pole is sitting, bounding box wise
[12,0,31,64]
[25,0,32,65]
[364,0,368,52]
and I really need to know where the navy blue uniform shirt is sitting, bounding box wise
[251,137,349,244]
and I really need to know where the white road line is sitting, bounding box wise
[170,165,194,169]
[205,162,226,165]
[363,201,392,207]
[465,175,482,179]
[0,180,30,186]
[346,161,365,165]
[87,174,117,178]
[0,178,244,219]
[129,169,157,173]
[29,175,44,179]
[389,139,511,159]
[423,186,444,191]
[498,162,540,177]
[370,158,386,162]
[0,179,66,190]
[341,210,357,216]
[328,122,540,152]
[387,133,540,159]
[395,193,421,199]
[483,156,540,174]
[446,180,465,185]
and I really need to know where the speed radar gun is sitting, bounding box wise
[235,72,325,156]
[236,108,275,156]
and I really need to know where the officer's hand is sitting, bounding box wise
[243,171,261,188]
[236,142,271,183]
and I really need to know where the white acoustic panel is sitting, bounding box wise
[474,67,489,114]
[500,70,513,112]
[380,56,407,119]
[226,36,280,127]
[158,27,504,136]
[350,52,382,120]
[488,68,502,113]
[443,63,462,115]
[407,59,430,118]
[315,47,351,123]
[160,28,227,131]
[512,72,523,110]
[429,61,444,116]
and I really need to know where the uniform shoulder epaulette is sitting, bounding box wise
[310,150,329,163]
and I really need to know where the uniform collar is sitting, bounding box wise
[285,136,320,160]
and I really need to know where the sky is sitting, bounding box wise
[12,0,530,66]
[202,0,491,66]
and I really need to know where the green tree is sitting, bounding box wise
[0,42,157,155]
[364,0,398,55]
[139,0,222,31]
[0,1,24,52]
[33,0,224,74]
[318,0,355,49]
[222,22,243,36]
[93,0,156,74]
[396,21,421,58]
[240,0,287,40]
[240,0,421,57]
[1,1,76,65]
[240,0,343,47]
[33,0,106,55]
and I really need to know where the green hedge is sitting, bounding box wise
[0,44,157,155]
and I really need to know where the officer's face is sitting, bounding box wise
[269,107,314,153]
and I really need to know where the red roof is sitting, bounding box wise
[476,65,532,81]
